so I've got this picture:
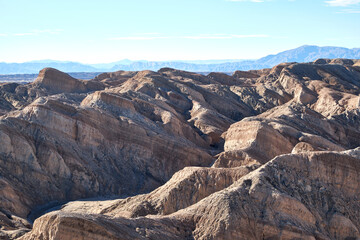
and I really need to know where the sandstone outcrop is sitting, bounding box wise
[32,68,105,93]
[55,164,259,219]
[21,148,360,240]
[0,59,359,239]
[233,70,260,78]
[93,70,138,86]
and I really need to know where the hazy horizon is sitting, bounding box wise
[1,45,359,65]
[0,57,253,64]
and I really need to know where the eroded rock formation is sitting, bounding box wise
[0,59,359,239]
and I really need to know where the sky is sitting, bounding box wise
[0,0,359,63]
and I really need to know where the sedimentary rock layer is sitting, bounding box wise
[0,59,359,239]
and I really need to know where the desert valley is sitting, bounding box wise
[0,58,359,239]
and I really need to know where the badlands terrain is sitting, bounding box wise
[0,58,359,239]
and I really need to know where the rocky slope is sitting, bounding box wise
[21,148,360,240]
[0,59,359,239]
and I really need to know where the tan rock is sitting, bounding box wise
[21,148,360,240]
[50,165,258,220]
[1,59,360,239]
[224,120,294,163]
[233,70,260,79]
[292,142,320,153]
[32,68,104,93]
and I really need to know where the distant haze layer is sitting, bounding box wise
[0,45,359,74]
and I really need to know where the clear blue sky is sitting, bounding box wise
[0,0,359,63]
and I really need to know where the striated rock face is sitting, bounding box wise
[93,70,138,86]
[1,59,360,239]
[32,67,105,93]
[55,164,259,219]
[183,148,360,239]
[233,70,260,78]
[223,119,295,164]
[21,148,360,240]
[0,86,213,216]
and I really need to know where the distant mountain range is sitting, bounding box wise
[1,45,359,74]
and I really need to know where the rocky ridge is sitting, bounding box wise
[0,59,359,239]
